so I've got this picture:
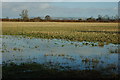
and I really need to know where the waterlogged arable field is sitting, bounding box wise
[1,22,120,79]
[2,22,120,44]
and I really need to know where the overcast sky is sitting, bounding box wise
[2,2,118,18]
[1,0,119,2]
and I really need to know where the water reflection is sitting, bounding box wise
[1,35,119,74]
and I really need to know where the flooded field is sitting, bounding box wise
[1,35,119,75]
[2,2,120,79]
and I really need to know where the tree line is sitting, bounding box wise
[1,9,119,22]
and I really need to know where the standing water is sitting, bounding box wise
[1,35,119,74]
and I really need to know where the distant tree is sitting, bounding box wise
[5,16,9,19]
[110,16,114,20]
[33,17,42,22]
[114,15,119,20]
[70,18,74,20]
[78,18,82,21]
[103,15,110,21]
[45,15,51,20]
[86,16,95,21]
[19,9,29,21]
[97,15,103,21]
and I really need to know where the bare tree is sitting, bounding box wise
[19,9,29,21]
[45,15,51,20]
[103,15,110,21]
[97,15,103,21]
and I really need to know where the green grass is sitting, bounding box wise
[2,22,119,44]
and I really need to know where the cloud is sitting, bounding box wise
[2,2,118,18]
[38,3,51,10]
[2,0,60,2]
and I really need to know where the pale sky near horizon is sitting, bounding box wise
[2,2,118,18]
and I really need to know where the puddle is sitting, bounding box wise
[1,35,119,74]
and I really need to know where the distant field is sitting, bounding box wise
[2,22,119,44]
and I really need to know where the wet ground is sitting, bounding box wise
[1,35,119,75]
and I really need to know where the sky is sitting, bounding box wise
[1,0,119,2]
[2,2,118,18]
